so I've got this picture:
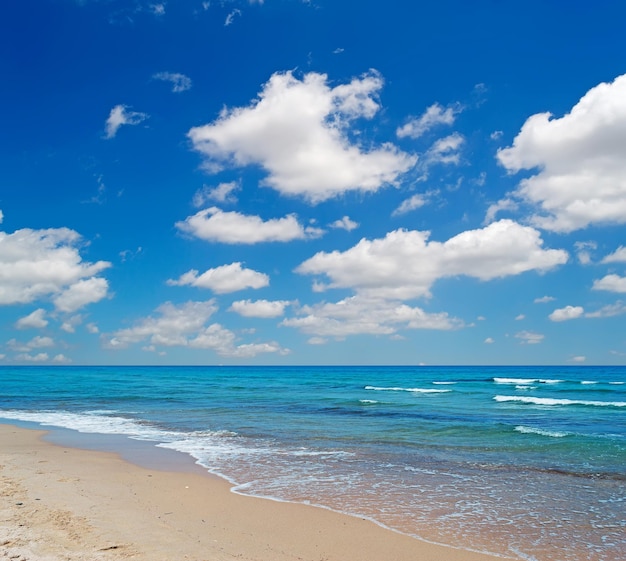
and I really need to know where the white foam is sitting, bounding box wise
[365,386,451,394]
[494,378,538,385]
[359,399,379,404]
[433,381,456,385]
[515,426,569,438]
[493,378,563,385]
[495,396,626,407]
[0,409,172,440]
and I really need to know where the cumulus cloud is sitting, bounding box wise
[167,263,269,294]
[105,300,287,357]
[592,274,626,293]
[484,337,495,344]
[104,104,149,139]
[176,207,321,243]
[54,277,109,313]
[193,182,240,206]
[8,336,54,353]
[297,219,568,300]
[15,352,49,363]
[534,295,555,303]
[53,353,72,363]
[15,308,48,329]
[396,103,460,139]
[549,305,584,322]
[329,216,359,231]
[497,74,626,232]
[229,299,291,318]
[153,71,192,92]
[423,132,465,167]
[602,246,626,263]
[187,70,416,202]
[281,295,462,338]
[515,330,544,344]
[0,227,111,309]
[392,193,428,216]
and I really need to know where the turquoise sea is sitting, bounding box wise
[1,365,625,561]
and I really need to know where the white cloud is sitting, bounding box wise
[497,74,626,232]
[574,241,597,265]
[484,197,518,224]
[0,227,111,308]
[54,277,109,313]
[602,246,626,263]
[549,305,584,322]
[15,308,48,329]
[585,301,626,318]
[86,322,99,334]
[0,210,3,223]
[281,295,462,338]
[107,300,218,349]
[515,330,544,344]
[396,103,459,139]
[308,337,327,345]
[424,132,465,166]
[297,219,568,300]
[515,314,525,320]
[534,295,555,303]
[167,263,269,294]
[153,71,192,93]
[60,315,83,333]
[229,299,291,318]
[188,70,416,203]
[392,193,428,216]
[8,336,54,352]
[104,104,149,139]
[53,354,72,364]
[176,207,321,243]
[193,182,240,206]
[484,337,495,344]
[592,274,626,293]
[15,352,49,362]
[106,300,287,357]
[224,8,241,26]
[570,356,586,363]
[149,3,165,16]
[329,216,359,231]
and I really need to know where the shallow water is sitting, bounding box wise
[1,365,625,560]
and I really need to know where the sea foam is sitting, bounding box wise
[495,396,626,407]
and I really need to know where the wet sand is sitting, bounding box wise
[0,424,509,561]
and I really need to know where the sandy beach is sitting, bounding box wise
[0,424,509,561]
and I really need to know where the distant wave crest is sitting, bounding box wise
[495,396,626,408]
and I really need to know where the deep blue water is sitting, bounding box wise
[1,365,625,561]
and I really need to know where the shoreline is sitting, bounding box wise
[0,423,509,561]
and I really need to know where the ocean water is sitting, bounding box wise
[1,365,624,561]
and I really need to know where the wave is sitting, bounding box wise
[359,399,379,404]
[493,377,563,385]
[494,396,626,408]
[515,426,569,438]
[432,381,456,385]
[364,386,451,394]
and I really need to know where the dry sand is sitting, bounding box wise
[0,424,508,561]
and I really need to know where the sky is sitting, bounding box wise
[1,0,626,366]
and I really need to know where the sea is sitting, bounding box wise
[1,365,624,561]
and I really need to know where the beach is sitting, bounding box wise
[1,424,508,561]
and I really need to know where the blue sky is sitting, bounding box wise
[1,0,626,365]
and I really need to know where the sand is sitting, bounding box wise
[0,424,508,561]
